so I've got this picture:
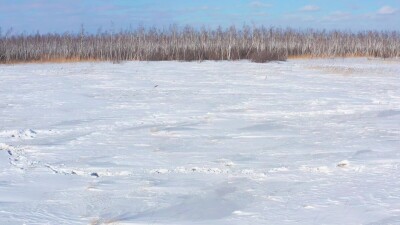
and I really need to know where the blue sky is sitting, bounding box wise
[0,0,399,33]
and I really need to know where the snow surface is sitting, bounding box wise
[0,58,399,225]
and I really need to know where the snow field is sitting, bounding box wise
[0,58,399,224]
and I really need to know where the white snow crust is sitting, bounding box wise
[0,58,399,224]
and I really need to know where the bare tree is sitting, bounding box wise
[0,25,399,64]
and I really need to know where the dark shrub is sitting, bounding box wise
[250,49,288,63]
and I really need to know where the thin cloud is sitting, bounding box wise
[283,13,315,22]
[299,5,320,12]
[249,1,272,8]
[377,6,397,15]
[348,4,361,11]
[323,11,352,22]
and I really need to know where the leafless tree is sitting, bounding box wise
[0,26,399,64]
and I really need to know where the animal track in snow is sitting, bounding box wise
[0,129,37,139]
[0,142,101,177]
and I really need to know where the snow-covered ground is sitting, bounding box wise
[0,58,399,225]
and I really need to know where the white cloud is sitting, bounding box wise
[250,1,272,8]
[299,5,320,12]
[377,6,397,15]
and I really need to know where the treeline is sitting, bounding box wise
[0,26,399,63]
